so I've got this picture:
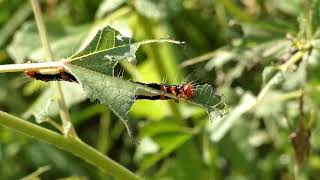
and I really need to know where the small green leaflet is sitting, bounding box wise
[62,26,227,137]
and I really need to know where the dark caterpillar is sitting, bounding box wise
[25,70,77,82]
[134,82,195,101]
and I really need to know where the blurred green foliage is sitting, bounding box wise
[1,0,320,179]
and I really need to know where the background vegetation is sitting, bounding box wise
[0,0,320,179]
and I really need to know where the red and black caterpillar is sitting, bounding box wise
[134,82,195,101]
[25,70,196,101]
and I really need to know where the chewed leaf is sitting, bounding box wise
[190,84,228,121]
[65,65,145,137]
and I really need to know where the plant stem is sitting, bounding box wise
[0,111,141,180]
[30,0,76,137]
[55,82,78,137]
[97,110,111,154]
[279,51,305,72]
[0,61,63,73]
[30,0,53,59]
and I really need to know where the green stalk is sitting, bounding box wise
[30,0,53,59]
[0,111,141,180]
[30,0,76,137]
[20,166,51,180]
[97,110,111,154]
[0,61,63,73]
[217,0,252,22]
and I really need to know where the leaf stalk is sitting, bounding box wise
[0,111,141,180]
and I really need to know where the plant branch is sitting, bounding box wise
[0,61,63,73]
[0,111,141,180]
[30,0,76,137]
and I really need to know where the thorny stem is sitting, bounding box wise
[30,0,77,138]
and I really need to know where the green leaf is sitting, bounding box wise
[68,26,136,76]
[268,71,285,88]
[0,2,32,47]
[7,21,88,63]
[134,0,183,20]
[64,26,226,137]
[310,0,320,35]
[135,119,193,173]
[262,66,281,84]
[65,65,138,135]
[95,0,127,19]
[156,141,211,180]
[23,82,86,124]
[269,0,301,16]
[205,39,290,83]
[209,93,255,142]
[190,84,228,121]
